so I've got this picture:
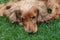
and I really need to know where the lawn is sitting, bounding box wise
[0,0,60,40]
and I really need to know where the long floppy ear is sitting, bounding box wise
[37,1,47,22]
[37,9,44,23]
[14,10,23,25]
[14,10,22,22]
[14,10,22,19]
[9,12,17,23]
[5,8,17,23]
[5,6,17,23]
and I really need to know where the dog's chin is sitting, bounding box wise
[24,24,38,34]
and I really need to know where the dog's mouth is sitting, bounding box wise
[17,18,38,34]
[23,21,38,34]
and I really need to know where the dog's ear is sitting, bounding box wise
[14,10,24,24]
[9,12,17,23]
[35,9,39,14]
[6,10,22,23]
[36,9,45,23]
[33,8,40,17]
[14,10,22,19]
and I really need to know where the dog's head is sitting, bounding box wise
[14,7,39,33]
[6,0,39,33]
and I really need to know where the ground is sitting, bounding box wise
[0,0,60,40]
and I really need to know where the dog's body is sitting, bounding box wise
[0,0,60,33]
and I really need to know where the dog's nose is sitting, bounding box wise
[28,30,33,34]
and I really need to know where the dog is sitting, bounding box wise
[0,0,60,34]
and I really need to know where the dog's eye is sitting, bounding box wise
[31,16,36,19]
[15,10,21,18]
[21,18,24,21]
[21,18,25,22]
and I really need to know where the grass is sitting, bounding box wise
[0,0,60,40]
